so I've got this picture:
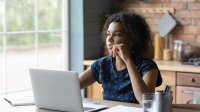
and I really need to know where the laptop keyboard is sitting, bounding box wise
[82,103,107,112]
[83,107,94,111]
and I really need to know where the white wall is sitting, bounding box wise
[84,0,112,59]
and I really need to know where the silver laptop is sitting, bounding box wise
[29,68,107,112]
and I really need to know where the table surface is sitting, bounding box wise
[1,98,200,112]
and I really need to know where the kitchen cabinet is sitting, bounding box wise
[177,72,200,87]
[155,71,176,104]
[176,72,200,104]
[87,82,103,99]
[84,60,200,104]
[176,86,200,104]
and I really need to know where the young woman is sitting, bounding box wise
[80,12,162,104]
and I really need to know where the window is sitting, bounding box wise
[0,0,68,95]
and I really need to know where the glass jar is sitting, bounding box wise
[177,40,185,61]
[180,42,198,62]
[173,40,180,60]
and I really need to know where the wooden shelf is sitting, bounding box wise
[127,7,175,14]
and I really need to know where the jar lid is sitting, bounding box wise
[174,40,184,44]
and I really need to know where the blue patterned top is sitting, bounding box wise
[91,56,162,103]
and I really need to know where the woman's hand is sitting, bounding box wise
[111,43,132,62]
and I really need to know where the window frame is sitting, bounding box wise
[0,0,69,95]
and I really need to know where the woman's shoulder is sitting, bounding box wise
[95,56,112,63]
[91,56,113,71]
[135,57,156,64]
[91,56,112,67]
[134,57,158,69]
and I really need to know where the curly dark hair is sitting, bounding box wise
[102,12,152,57]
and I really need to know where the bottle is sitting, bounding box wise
[163,49,172,61]
[177,40,185,61]
[154,34,164,60]
[173,40,180,60]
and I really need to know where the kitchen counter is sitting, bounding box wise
[84,60,200,73]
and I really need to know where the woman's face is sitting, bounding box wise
[106,22,130,53]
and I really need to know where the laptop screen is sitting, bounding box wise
[29,68,107,112]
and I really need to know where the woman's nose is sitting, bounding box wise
[107,35,114,43]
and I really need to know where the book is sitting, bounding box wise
[4,96,35,106]
[100,105,142,112]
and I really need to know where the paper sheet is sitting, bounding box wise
[100,105,142,112]
[4,96,35,106]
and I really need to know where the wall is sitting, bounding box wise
[69,0,84,73]
[84,0,112,60]
[84,0,200,60]
[121,0,200,45]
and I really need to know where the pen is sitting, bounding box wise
[164,85,171,93]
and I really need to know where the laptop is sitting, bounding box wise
[29,68,107,112]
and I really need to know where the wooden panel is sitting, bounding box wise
[176,86,200,104]
[155,60,200,73]
[177,72,200,87]
[160,71,176,86]
[156,85,176,104]
[127,8,175,14]
[87,82,103,99]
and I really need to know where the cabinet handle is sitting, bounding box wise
[186,99,193,104]
[190,78,195,83]
[182,90,194,94]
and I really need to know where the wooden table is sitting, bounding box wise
[0,98,200,112]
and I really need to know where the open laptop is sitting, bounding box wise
[29,68,107,112]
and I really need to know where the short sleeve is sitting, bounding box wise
[91,60,101,84]
[141,60,158,75]
[141,60,162,87]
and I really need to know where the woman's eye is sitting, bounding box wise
[106,33,111,37]
[115,33,121,36]
[106,32,122,38]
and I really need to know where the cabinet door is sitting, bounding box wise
[156,71,176,103]
[156,85,176,104]
[160,71,176,86]
[87,82,103,99]
[176,86,200,104]
[177,72,200,87]
[159,70,176,104]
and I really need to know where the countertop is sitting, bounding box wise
[84,60,200,73]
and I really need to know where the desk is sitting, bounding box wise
[0,98,200,112]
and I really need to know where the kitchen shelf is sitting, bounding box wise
[127,7,175,14]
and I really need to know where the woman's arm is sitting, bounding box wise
[125,59,158,104]
[79,67,96,89]
[112,43,158,104]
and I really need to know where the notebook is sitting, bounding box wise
[4,96,35,106]
[29,68,107,112]
[100,105,142,112]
